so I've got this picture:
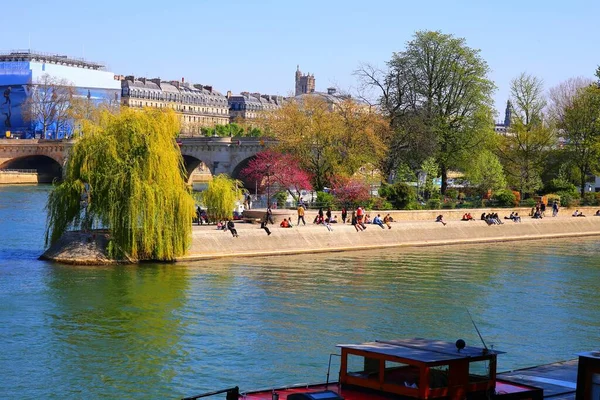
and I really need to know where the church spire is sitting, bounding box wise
[504,100,512,127]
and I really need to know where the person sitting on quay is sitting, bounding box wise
[572,210,586,217]
[280,218,292,228]
[216,220,225,230]
[227,219,239,237]
[330,215,339,223]
[513,212,522,222]
[595,210,600,216]
[492,213,503,224]
[373,214,386,229]
[383,214,392,229]
[532,209,543,219]
[364,214,372,224]
[435,214,447,226]
[313,213,324,224]
[324,218,333,231]
[481,212,487,221]
[462,213,473,221]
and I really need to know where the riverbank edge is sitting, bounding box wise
[176,230,600,262]
[41,210,600,265]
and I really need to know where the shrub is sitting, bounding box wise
[556,191,579,207]
[379,182,415,209]
[367,197,394,210]
[426,199,441,209]
[522,198,537,207]
[546,193,561,205]
[445,188,459,200]
[442,201,456,209]
[274,191,288,208]
[492,189,517,207]
[581,192,600,206]
[316,191,335,208]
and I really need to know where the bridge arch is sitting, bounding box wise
[182,155,212,187]
[0,155,63,183]
[230,155,259,192]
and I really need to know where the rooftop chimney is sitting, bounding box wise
[327,87,337,95]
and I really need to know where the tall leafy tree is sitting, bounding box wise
[259,95,386,191]
[45,108,195,261]
[498,73,555,196]
[466,150,506,195]
[559,85,600,196]
[356,30,496,192]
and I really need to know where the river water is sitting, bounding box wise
[0,185,598,399]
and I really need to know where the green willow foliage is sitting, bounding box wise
[201,174,242,222]
[45,108,196,261]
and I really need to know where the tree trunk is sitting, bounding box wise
[581,167,586,198]
[440,163,448,195]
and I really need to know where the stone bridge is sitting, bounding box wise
[0,137,270,184]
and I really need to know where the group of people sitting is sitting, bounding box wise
[505,212,522,222]
[481,212,504,225]
[280,217,294,228]
[461,213,474,221]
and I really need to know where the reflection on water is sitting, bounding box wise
[0,185,599,399]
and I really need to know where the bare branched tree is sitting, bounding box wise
[22,74,75,139]
[548,77,593,124]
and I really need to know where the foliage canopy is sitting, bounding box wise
[201,174,243,222]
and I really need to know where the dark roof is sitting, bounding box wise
[337,338,503,363]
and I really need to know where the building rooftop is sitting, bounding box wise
[0,50,105,70]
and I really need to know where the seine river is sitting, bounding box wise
[0,185,599,399]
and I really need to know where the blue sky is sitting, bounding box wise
[4,0,599,119]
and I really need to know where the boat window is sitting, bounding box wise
[384,361,417,385]
[346,354,379,380]
[430,365,449,388]
[469,360,491,383]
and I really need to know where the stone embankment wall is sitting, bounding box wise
[179,212,600,262]
[0,172,39,184]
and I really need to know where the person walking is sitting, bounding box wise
[227,219,238,237]
[261,219,272,236]
[326,207,332,223]
[266,207,274,224]
[297,203,306,225]
[341,207,347,224]
[553,201,559,217]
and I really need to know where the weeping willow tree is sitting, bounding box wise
[45,108,196,261]
[201,174,243,222]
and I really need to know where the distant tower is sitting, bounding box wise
[295,65,315,96]
[504,100,512,127]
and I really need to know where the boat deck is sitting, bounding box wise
[240,359,580,400]
[498,359,579,400]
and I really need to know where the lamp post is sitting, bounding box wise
[265,163,272,209]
